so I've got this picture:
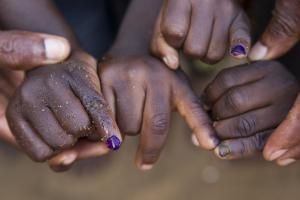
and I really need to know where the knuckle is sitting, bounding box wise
[161,24,186,42]
[150,113,169,135]
[224,89,244,113]
[236,116,256,137]
[205,51,224,64]
[252,133,268,151]
[183,44,206,59]
[216,69,235,90]
[19,84,35,104]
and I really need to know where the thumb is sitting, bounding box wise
[0,31,71,70]
[249,0,300,61]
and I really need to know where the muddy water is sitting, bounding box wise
[1,58,300,200]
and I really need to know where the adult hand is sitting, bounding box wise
[249,0,300,61]
[0,30,70,70]
[263,94,300,166]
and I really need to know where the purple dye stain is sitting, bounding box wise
[230,44,247,58]
[106,135,121,150]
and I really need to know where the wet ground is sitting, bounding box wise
[1,57,300,200]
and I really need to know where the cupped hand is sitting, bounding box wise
[6,51,122,163]
[203,61,299,159]
[151,0,251,69]
[98,55,218,170]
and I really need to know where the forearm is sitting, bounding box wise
[109,0,163,56]
[0,0,79,49]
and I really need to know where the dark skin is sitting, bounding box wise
[7,51,121,162]
[249,0,300,61]
[151,0,251,69]
[99,55,217,170]
[1,0,121,164]
[202,61,299,159]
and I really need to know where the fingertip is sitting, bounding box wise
[48,151,77,172]
[43,35,71,64]
[162,55,179,69]
[249,42,268,61]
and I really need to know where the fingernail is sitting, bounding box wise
[163,55,178,69]
[191,134,200,147]
[268,149,288,161]
[61,154,77,166]
[44,37,70,63]
[230,44,247,59]
[139,164,153,171]
[106,135,122,150]
[277,158,296,167]
[217,143,231,158]
[249,42,268,61]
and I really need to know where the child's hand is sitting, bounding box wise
[99,55,218,170]
[6,51,122,162]
[202,61,299,160]
[151,0,251,69]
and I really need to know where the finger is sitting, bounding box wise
[276,144,300,166]
[71,84,122,150]
[211,78,275,119]
[115,84,145,136]
[48,141,109,172]
[229,12,251,59]
[25,107,76,150]
[102,85,116,118]
[183,4,214,60]
[173,72,219,150]
[249,0,300,61]
[161,0,191,48]
[135,83,171,170]
[0,31,70,70]
[205,14,229,64]
[215,106,285,140]
[263,94,300,161]
[151,10,180,69]
[6,111,53,162]
[204,62,269,105]
[49,86,93,138]
[214,130,272,160]
[0,115,17,147]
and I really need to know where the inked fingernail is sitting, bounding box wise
[230,44,247,58]
[277,158,296,166]
[249,42,268,61]
[268,149,288,161]
[106,135,121,150]
[217,143,231,158]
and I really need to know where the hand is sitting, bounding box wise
[249,0,300,61]
[98,54,218,170]
[6,51,122,162]
[0,31,70,70]
[203,61,299,159]
[151,0,251,69]
[263,94,300,166]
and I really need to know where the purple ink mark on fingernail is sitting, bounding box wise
[218,144,231,158]
[106,135,121,150]
[230,44,247,57]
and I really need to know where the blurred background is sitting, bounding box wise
[1,0,300,199]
